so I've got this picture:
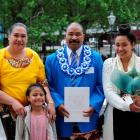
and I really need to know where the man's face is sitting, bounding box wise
[65,25,84,51]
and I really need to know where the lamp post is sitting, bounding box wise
[107,11,116,56]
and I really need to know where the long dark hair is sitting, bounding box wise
[8,22,27,35]
[26,83,47,97]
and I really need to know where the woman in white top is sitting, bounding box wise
[103,24,140,140]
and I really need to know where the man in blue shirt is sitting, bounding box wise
[45,22,104,140]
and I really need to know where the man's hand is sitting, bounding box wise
[57,104,70,118]
[83,106,94,117]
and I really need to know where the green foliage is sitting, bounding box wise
[0,0,139,51]
[0,43,4,49]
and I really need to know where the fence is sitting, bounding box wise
[135,43,140,56]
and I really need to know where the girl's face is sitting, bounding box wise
[27,87,46,107]
[115,35,134,60]
[8,26,28,51]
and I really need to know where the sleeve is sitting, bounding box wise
[45,55,64,107]
[103,58,130,111]
[34,51,46,82]
[90,53,105,113]
[15,115,25,140]
[47,122,57,140]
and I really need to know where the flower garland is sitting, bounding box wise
[56,45,92,76]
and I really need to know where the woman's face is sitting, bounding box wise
[115,35,134,60]
[8,26,27,51]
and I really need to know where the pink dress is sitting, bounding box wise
[30,113,48,140]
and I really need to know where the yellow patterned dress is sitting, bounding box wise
[0,48,46,106]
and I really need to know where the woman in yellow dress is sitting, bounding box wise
[0,22,55,140]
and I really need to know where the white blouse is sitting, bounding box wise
[103,57,130,111]
[102,54,140,140]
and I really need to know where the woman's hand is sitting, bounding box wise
[83,106,94,117]
[47,102,56,122]
[130,95,140,112]
[129,103,140,112]
[44,87,56,122]
[12,100,26,118]
[0,104,3,112]
[131,95,140,106]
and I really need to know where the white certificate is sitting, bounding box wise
[64,87,89,122]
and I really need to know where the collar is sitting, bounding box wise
[56,45,92,76]
[116,53,135,73]
[66,45,83,57]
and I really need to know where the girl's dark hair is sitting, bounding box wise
[8,22,27,35]
[26,83,47,96]
[116,24,136,45]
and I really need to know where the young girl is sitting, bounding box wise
[15,83,57,140]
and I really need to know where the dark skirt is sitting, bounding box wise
[113,108,140,140]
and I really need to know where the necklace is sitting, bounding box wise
[56,45,92,76]
[7,57,31,68]
[4,48,32,68]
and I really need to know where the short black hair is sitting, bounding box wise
[66,22,84,33]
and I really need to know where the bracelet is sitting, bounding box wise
[48,100,54,104]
